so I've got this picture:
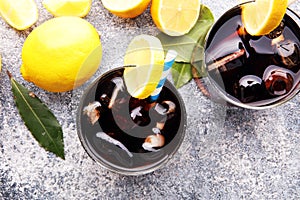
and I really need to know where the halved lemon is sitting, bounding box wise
[241,0,288,36]
[0,0,38,30]
[101,0,151,18]
[151,0,201,36]
[123,35,165,99]
[43,0,92,17]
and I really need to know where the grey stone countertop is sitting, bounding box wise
[0,0,299,199]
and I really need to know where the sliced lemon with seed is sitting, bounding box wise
[151,0,202,36]
[0,0,38,30]
[101,0,151,18]
[124,35,165,99]
[241,0,288,36]
[43,0,92,17]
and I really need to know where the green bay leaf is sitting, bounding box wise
[157,33,196,62]
[172,62,193,89]
[189,4,215,47]
[191,44,206,78]
[9,74,65,159]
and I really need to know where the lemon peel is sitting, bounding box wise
[43,0,92,17]
[101,0,151,18]
[0,0,38,30]
[21,16,102,92]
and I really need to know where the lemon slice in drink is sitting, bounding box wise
[241,0,288,36]
[101,0,151,18]
[43,0,92,17]
[0,0,38,30]
[151,0,201,36]
[124,35,164,99]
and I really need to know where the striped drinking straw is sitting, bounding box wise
[150,50,177,101]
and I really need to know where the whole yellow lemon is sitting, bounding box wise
[21,16,102,92]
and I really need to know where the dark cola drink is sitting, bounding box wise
[77,68,186,175]
[204,5,300,107]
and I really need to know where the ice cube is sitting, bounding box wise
[263,65,294,96]
[275,41,300,67]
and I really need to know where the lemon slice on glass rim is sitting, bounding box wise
[123,35,165,99]
[241,0,288,36]
[0,0,38,30]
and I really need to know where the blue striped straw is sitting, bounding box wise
[150,50,177,101]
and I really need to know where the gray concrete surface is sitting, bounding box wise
[0,0,299,199]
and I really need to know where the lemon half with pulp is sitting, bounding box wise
[151,0,201,36]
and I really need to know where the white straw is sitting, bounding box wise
[150,50,177,101]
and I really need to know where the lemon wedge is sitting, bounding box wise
[0,0,38,30]
[241,0,288,36]
[151,0,201,36]
[43,0,92,17]
[123,35,165,99]
[101,0,151,18]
